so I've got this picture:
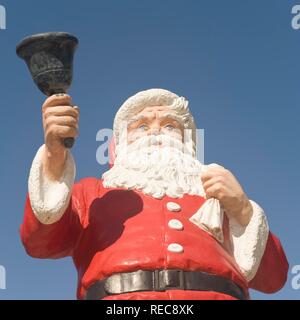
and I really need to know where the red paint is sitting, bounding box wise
[20,176,288,299]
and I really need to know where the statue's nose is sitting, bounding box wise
[149,127,160,136]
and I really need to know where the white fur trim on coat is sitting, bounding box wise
[230,200,269,281]
[28,145,76,225]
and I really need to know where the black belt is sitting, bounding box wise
[85,269,247,300]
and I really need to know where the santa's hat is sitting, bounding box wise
[112,88,197,157]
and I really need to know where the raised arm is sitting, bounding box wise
[20,94,82,258]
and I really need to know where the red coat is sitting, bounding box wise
[20,177,288,300]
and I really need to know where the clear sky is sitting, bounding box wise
[0,0,299,300]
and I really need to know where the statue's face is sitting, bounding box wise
[127,105,184,144]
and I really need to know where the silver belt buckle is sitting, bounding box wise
[154,270,185,291]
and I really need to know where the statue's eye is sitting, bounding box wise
[164,124,175,130]
[138,124,148,131]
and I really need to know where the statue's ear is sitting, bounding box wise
[108,136,116,169]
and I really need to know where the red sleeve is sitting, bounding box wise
[20,180,86,259]
[249,231,289,293]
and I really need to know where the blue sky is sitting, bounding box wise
[0,0,299,299]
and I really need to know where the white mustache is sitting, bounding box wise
[103,135,205,199]
[115,134,199,175]
[117,134,193,156]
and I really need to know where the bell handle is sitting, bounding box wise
[50,90,75,149]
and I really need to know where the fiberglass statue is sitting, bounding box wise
[21,88,288,300]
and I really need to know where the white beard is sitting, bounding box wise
[102,134,205,199]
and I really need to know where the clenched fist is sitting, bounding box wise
[41,94,80,181]
[201,164,253,226]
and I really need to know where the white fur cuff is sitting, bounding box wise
[28,145,76,225]
[230,200,269,281]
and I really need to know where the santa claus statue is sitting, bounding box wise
[21,88,288,300]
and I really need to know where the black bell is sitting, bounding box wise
[16,32,79,148]
[16,32,78,96]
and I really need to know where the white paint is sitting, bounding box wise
[103,88,207,199]
[190,197,224,243]
[168,219,184,231]
[28,145,75,224]
[229,200,269,281]
[103,134,206,199]
[167,243,184,253]
[166,202,182,212]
